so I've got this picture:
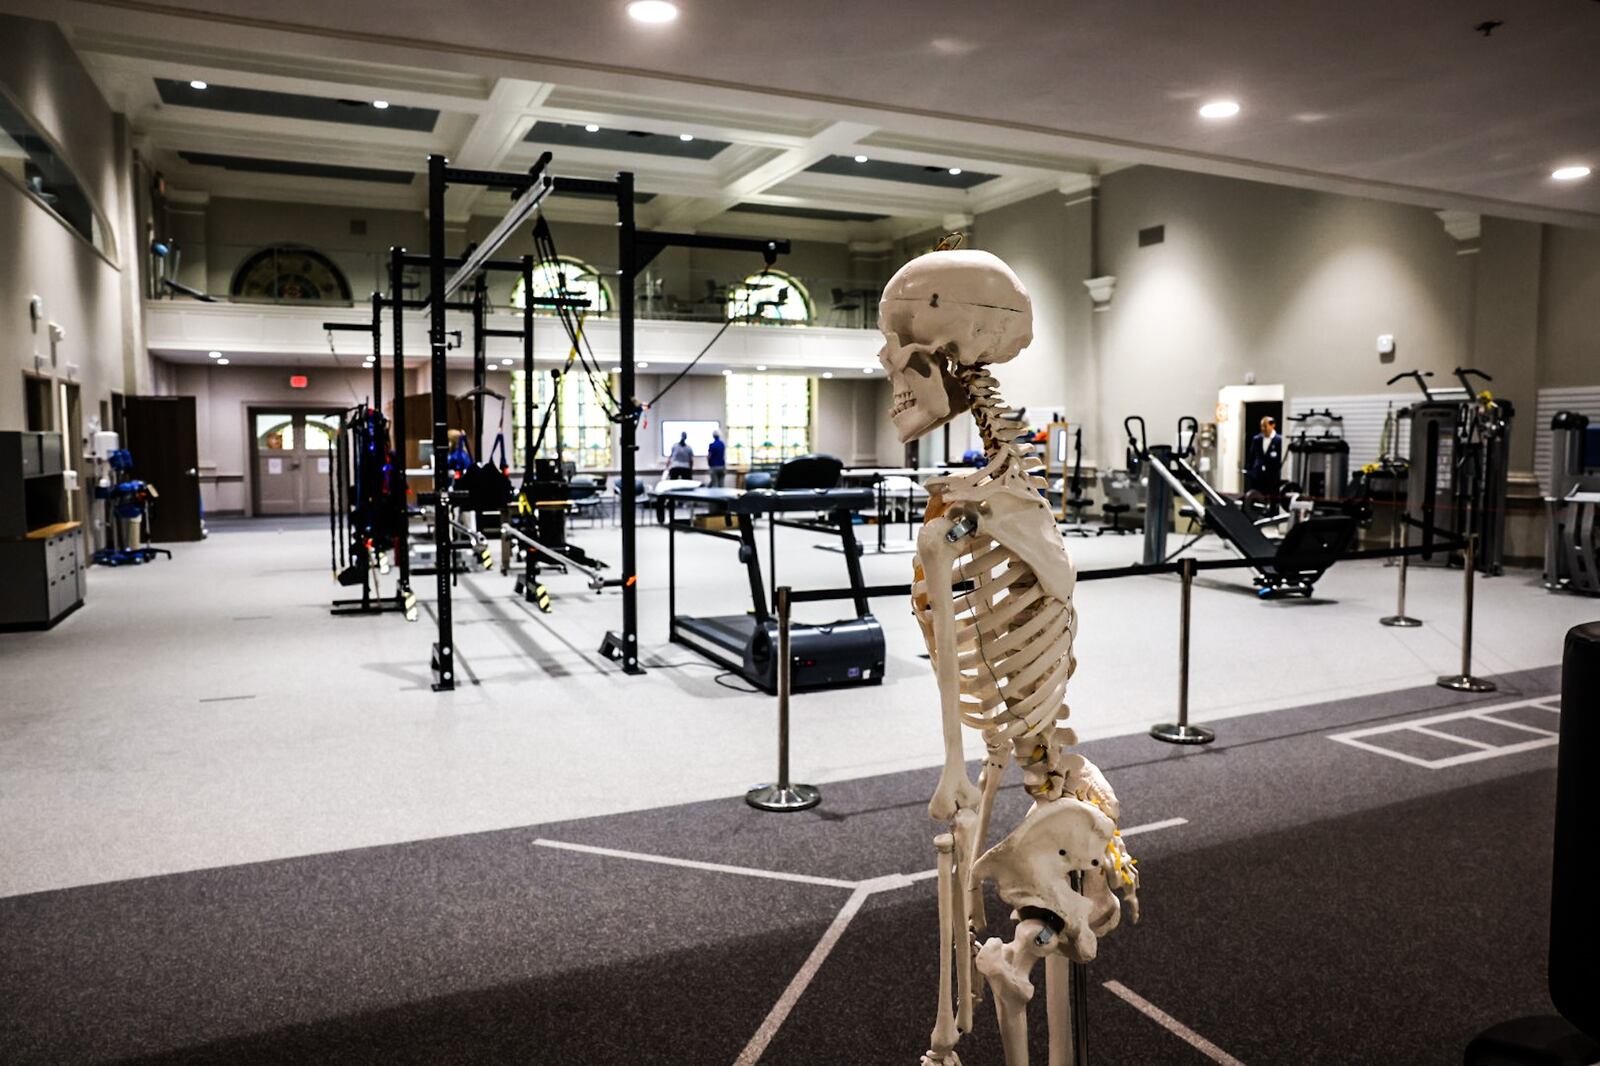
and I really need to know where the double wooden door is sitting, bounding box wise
[252,410,341,516]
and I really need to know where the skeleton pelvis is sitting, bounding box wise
[970,797,1114,962]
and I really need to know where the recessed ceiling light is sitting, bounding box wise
[207,350,222,358]
[500,358,514,366]
[626,0,678,24]
[1552,165,1592,181]
[721,368,733,376]
[862,366,874,373]
[189,79,208,90]
[1198,100,1241,119]
[821,371,834,379]
[215,358,230,365]
[756,364,768,371]
[611,366,622,373]
[372,100,390,110]
[679,133,694,142]
[585,123,601,133]
[948,167,963,175]
[637,361,650,368]
[854,155,869,164]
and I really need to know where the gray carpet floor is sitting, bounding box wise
[0,666,1567,1065]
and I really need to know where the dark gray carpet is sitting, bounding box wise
[0,666,1565,1065]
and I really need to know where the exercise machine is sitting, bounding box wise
[1127,415,1354,598]
[1388,367,1514,575]
[89,442,170,566]
[328,402,415,618]
[661,457,884,693]
[1544,411,1600,596]
[1285,409,1350,509]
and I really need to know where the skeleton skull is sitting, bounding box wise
[878,249,1033,442]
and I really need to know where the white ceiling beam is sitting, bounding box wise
[441,78,554,222]
[650,120,877,232]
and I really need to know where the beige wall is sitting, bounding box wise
[1092,166,1474,468]
[1538,225,1600,390]
[0,16,147,552]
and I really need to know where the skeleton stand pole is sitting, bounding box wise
[1380,522,1422,627]
[746,585,822,811]
[1150,556,1216,745]
[1437,534,1496,693]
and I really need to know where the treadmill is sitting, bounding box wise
[661,455,885,693]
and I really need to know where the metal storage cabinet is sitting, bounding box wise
[0,431,83,630]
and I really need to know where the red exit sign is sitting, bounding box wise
[289,374,309,389]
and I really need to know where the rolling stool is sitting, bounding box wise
[1061,493,1095,537]
[1097,502,1134,535]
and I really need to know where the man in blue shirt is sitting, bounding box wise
[707,430,727,487]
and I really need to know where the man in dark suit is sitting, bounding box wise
[1244,416,1284,501]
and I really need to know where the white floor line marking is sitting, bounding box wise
[1104,980,1246,1066]
[733,885,871,1066]
[532,839,859,889]
[1476,714,1558,737]
[1328,695,1562,769]
[1410,725,1497,750]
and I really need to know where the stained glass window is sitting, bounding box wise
[725,269,811,324]
[510,256,612,316]
[510,369,615,469]
[724,373,811,466]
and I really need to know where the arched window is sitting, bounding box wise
[231,245,352,302]
[725,269,811,324]
[510,256,613,315]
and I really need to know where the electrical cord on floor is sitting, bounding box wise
[714,671,762,693]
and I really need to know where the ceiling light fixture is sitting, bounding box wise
[207,350,222,359]
[1552,165,1592,181]
[372,100,390,110]
[862,366,875,373]
[679,133,694,142]
[854,155,869,164]
[611,366,622,373]
[755,364,768,371]
[500,358,514,366]
[721,368,733,376]
[821,371,834,379]
[215,357,230,365]
[637,361,650,368]
[585,123,601,133]
[1198,99,1241,119]
[948,167,963,175]
[189,79,208,90]
[626,1,679,24]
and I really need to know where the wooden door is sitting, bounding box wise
[122,395,202,542]
[254,411,341,515]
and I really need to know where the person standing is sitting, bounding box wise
[707,430,727,488]
[668,432,695,481]
[1244,415,1284,505]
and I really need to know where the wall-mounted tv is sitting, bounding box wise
[661,419,721,458]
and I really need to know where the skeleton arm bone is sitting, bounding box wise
[918,506,983,822]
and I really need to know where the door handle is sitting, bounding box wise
[187,468,198,477]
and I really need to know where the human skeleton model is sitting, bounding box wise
[878,249,1140,1066]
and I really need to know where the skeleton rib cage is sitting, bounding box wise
[912,371,1078,757]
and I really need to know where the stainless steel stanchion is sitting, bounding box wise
[747,585,822,811]
[1068,869,1090,1063]
[1438,534,1497,693]
[1380,525,1422,627]
[1150,557,1215,745]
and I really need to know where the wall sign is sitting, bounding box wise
[289,374,309,389]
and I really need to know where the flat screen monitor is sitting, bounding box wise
[661,419,721,458]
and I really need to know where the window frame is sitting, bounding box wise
[725,268,813,325]
[0,85,119,267]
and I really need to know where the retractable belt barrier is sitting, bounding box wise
[753,528,1479,811]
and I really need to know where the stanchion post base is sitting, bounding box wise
[1380,615,1423,627]
[1149,723,1215,745]
[746,783,821,812]
[1437,674,1497,693]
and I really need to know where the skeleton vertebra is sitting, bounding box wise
[880,250,1139,1066]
